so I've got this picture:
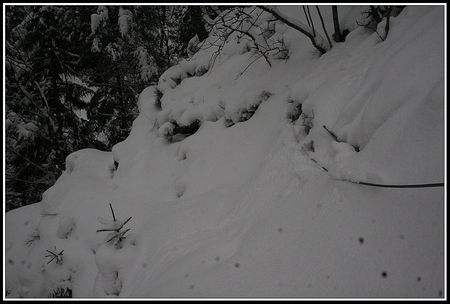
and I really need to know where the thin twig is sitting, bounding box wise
[322,125,338,141]
[306,6,316,37]
[109,203,116,222]
[96,216,132,232]
[258,6,327,55]
[316,6,333,49]
[306,150,444,188]
[302,6,311,28]
[353,181,444,188]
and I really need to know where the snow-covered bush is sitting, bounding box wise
[91,6,108,34]
[158,121,176,141]
[224,91,272,127]
[187,35,201,57]
[118,7,132,37]
[135,47,156,83]
[195,65,209,77]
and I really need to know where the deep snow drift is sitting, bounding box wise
[5,6,445,298]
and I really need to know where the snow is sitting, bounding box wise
[118,7,132,37]
[135,47,156,82]
[16,122,38,141]
[90,6,108,34]
[91,37,101,53]
[187,35,200,57]
[5,5,445,299]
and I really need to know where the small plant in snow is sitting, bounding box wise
[45,247,64,265]
[97,203,132,248]
[49,286,72,298]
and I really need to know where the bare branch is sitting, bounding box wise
[306,6,316,37]
[302,6,311,28]
[316,6,333,49]
[258,6,328,55]
[109,203,117,222]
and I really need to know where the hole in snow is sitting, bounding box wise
[178,150,187,161]
[304,140,314,152]
[175,184,186,198]
[170,76,182,86]
[381,271,388,278]
[162,120,202,143]
[286,101,302,123]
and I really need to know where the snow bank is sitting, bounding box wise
[5,5,444,299]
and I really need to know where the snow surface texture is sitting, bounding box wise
[5,6,444,298]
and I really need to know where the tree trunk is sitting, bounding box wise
[332,6,343,42]
[383,6,392,40]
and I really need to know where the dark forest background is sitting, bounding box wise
[5,5,223,211]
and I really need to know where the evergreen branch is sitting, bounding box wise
[10,150,48,173]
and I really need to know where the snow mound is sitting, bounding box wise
[5,6,444,298]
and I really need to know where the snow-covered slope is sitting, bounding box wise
[5,6,444,298]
